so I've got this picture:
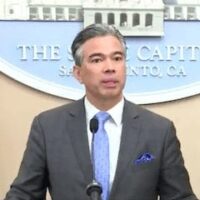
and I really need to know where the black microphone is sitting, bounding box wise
[90,117,98,134]
[86,180,102,200]
[86,117,102,200]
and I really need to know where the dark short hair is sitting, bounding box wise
[71,23,127,66]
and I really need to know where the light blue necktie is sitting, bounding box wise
[93,111,110,200]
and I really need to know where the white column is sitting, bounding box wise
[65,7,69,20]
[51,7,56,20]
[140,12,145,28]
[128,12,132,27]
[102,10,107,24]
[115,11,120,27]
[38,6,43,20]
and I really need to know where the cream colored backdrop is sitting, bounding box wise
[0,73,200,199]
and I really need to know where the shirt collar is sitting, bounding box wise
[84,97,124,126]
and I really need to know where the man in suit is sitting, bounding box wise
[5,24,198,200]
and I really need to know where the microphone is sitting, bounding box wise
[90,117,98,134]
[86,180,102,200]
[86,117,102,200]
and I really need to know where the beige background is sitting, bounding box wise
[0,73,200,199]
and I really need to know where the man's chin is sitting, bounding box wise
[101,91,122,100]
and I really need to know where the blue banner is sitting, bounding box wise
[1,20,200,104]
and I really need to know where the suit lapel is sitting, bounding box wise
[110,100,141,198]
[66,99,93,184]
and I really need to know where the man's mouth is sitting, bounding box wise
[102,79,118,88]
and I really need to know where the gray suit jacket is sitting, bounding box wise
[5,99,198,200]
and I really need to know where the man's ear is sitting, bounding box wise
[73,65,83,84]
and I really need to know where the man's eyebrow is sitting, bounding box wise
[89,51,124,58]
[89,53,104,58]
[113,51,124,56]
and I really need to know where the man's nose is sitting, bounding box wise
[104,59,115,72]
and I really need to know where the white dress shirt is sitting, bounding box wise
[84,97,124,189]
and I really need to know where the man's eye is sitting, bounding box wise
[114,56,123,61]
[91,58,102,63]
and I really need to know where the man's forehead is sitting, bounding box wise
[83,35,121,46]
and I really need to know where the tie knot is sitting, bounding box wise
[95,111,110,124]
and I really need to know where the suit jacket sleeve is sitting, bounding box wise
[158,121,198,200]
[5,116,48,200]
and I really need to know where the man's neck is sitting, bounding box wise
[85,95,124,111]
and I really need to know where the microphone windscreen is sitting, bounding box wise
[90,117,98,133]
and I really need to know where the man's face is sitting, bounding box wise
[73,35,126,105]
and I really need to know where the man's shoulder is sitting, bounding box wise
[125,99,171,124]
[36,99,84,120]
[125,100,174,135]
